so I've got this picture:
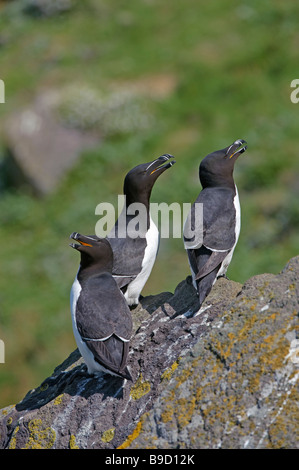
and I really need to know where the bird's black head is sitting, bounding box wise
[123,154,176,205]
[199,139,247,189]
[69,232,113,276]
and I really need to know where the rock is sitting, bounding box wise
[0,257,298,449]
[2,90,99,196]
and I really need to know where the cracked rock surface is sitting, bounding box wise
[0,257,298,449]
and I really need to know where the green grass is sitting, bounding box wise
[0,0,298,408]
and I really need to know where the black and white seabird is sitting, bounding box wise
[107,154,176,306]
[184,139,247,313]
[69,232,133,380]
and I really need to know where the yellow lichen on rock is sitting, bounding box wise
[24,419,56,449]
[53,394,64,405]
[101,428,115,443]
[130,373,151,400]
[69,434,79,449]
[8,425,19,449]
[117,416,146,449]
[161,359,180,381]
[39,383,49,392]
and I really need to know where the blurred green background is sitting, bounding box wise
[0,0,298,408]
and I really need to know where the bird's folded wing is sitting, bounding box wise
[113,274,136,290]
[85,337,129,374]
[76,277,132,341]
[76,298,114,340]
[184,187,237,251]
[107,236,146,276]
[194,249,229,281]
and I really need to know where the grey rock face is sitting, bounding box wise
[0,257,298,449]
[2,91,98,195]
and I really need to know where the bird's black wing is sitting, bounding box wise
[112,274,137,291]
[187,245,229,281]
[82,233,145,280]
[76,274,132,377]
[76,274,133,341]
[184,187,237,251]
[85,337,131,379]
[184,187,236,281]
[107,235,146,277]
[187,244,229,308]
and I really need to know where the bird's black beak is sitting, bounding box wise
[69,232,94,250]
[146,154,176,176]
[226,139,247,159]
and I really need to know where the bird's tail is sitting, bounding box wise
[86,335,132,380]
[196,266,220,307]
[121,367,133,381]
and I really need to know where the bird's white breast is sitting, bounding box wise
[70,275,85,350]
[217,185,241,277]
[70,275,81,327]
[124,216,159,305]
[234,185,241,242]
[70,275,100,373]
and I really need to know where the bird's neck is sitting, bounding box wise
[200,174,236,191]
[77,264,112,283]
[121,188,151,232]
[124,189,151,210]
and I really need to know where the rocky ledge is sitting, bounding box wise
[0,257,298,449]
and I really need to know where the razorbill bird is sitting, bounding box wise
[70,232,133,380]
[107,154,176,306]
[183,139,247,312]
